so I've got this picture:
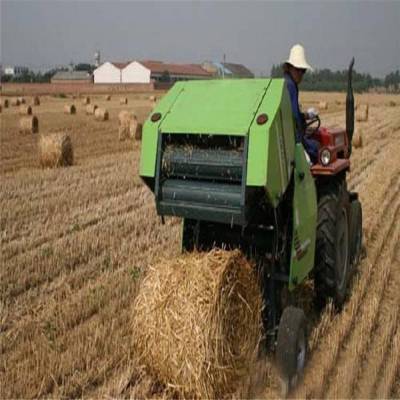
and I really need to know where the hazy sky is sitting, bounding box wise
[1,0,399,77]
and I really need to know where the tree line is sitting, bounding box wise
[270,64,400,93]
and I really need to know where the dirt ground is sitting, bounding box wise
[1,90,399,398]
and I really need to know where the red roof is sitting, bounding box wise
[110,61,130,69]
[140,61,211,77]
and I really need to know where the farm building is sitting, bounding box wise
[202,61,254,78]
[51,71,93,84]
[94,60,211,84]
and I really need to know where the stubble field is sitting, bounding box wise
[1,90,399,398]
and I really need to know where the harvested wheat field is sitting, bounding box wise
[1,91,399,399]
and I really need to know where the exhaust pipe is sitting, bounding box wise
[346,58,355,156]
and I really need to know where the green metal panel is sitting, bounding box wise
[139,83,184,177]
[289,144,317,290]
[160,79,270,135]
[247,79,295,206]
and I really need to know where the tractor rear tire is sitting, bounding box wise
[276,306,307,397]
[315,181,350,308]
[349,199,362,270]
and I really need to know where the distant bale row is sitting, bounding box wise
[356,104,369,122]
[118,110,142,141]
[39,133,73,168]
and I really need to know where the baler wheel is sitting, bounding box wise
[349,199,363,270]
[276,306,307,397]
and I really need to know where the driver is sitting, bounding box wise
[283,44,319,163]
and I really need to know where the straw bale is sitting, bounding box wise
[149,95,156,102]
[11,98,20,106]
[129,119,143,140]
[105,94,111,101]
[39,133,73,168]
[388,100,397,107]
[2,99,9,108]
[94,107,109,121]
[64,104,76,114]
[82,96,90,105]
[0,105,2,113]
[86,104,98,115]
[18,97,26,104]
[318,101,328,110]
[353,129,363,149]
[19,105,32,115]
[33,96,40,106]
[356,104,369,122]
[132,249,262,399]
[19,116,39,134]
[120,97,128,105]
[118,126,129,141]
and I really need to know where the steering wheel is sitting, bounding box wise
[305,115,321,137]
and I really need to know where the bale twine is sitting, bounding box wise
[353,129,363,149]
[64,104,76,114]
[356,104,369,122]
[105,95,111,101]
[129,117,143,140]
[132,249,262,399]
[94,107,109,121]
[2,99,9,108]
[120,97,128,105]
[33,96,40,106]
[82,96,90,105]
[11,98,20,107]
[318,101,328,110]
[19,105,32,115]
[39,133,73,168]
[86,104,98,115]
[19,115,39,134]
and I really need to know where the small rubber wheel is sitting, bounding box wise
[276,306,307,397]
[349,199,362,270]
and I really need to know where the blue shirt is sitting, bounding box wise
[284,72,305,142]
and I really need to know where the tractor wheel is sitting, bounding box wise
[276,306,307,397]
[349,199,362,270]
[315,182,350,308]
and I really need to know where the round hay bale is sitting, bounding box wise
[353,129,363,149]
[120,97,128,105]
[86,104,98,115]
[129,118,143,140]
[105,94,111,101]
[33,96,40,106]
[132,249,262,399]
[19,105,32,115]
[64,104,76,114]
[39,133,73,168]
[118,110,132,125]
[2,99,9,108]
[388,100,397,107]
[11,98,20,107]
[318,101,328,110]
[0,105,2,113]
[149,95,156,102]
[356,104,369,122]
[118,126,130,141]
[82,96,90,105]
[18,97,26,104]
[94,107,109,121]
[19,115,39,134]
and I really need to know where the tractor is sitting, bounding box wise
[139,59,362,395]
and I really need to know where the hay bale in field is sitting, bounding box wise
[94,107,109,121]
[132,249,262,399]
[64,104,76,114]
[353,129,363,149]
[82,96,90,105]
[149,95,156,102]
[356,104,369,122]
[129,117,143,140]
[11,98,20,106]
[0,105,2,113]
[19,105,32,115]
[388,100,397,107]
[19,115,39,134]
[120,97,128,105]
[39,133,73,168]
[18,97,26,104]
[2,99,9,108]
[318,101,328,110]
[86,104,98,115]
[105,94,111,101]
[33,96,40,106]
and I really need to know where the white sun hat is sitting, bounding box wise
[286,44,314,71]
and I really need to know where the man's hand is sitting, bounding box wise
[306,107,318,120]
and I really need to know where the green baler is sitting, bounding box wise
[139,62,362,394]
